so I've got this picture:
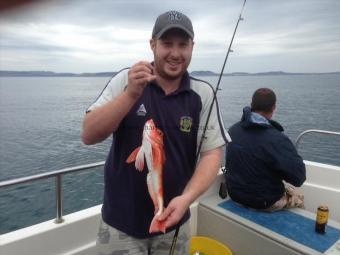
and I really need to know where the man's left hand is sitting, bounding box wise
[157,195,191,229]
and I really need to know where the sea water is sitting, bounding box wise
[0,74,339,234]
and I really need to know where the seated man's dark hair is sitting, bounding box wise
[251,88,276,112]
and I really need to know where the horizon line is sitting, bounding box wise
[1,70,340,75]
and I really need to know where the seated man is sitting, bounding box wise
[225,88,306,211]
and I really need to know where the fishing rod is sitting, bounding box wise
[196,0,247,161]
[168,1,247,254]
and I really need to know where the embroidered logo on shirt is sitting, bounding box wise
[179,116,193,133]
[136,104,147,116]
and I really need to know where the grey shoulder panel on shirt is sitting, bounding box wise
[189,76,231,145]
[85,67,130,113]
[189,76,215,101]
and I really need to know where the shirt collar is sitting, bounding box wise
[150,71,191,96]
[169,71,191,95]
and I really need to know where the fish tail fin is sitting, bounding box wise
[126,146,144,171]
[149,216,166,234]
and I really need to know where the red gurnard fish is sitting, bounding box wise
[126,119,166,233]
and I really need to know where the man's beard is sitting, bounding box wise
[154,60,187,81]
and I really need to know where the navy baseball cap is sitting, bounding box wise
[152,10,194,39]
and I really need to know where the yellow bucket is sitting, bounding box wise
[189,236,233,255]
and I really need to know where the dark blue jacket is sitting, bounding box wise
[225,107,306,209]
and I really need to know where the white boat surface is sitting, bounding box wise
[1,131,340,255]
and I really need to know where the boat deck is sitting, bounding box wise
[197,194,340,255]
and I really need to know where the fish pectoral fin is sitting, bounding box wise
[126,146,141,163]
[127,146,145,171]
[126,146,145,171]
[135,147,145,171]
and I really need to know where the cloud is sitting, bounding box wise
[0,0,339,72]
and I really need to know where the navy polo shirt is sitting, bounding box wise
[87,68,227,238]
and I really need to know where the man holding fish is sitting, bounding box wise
[82,10,228,255]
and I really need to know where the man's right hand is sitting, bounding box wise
[126,61,156,99]
[82,61,156,145]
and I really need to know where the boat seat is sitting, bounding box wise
[197,195,340,255]
[219,200,340,253]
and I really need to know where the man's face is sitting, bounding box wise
[150,29,194,81]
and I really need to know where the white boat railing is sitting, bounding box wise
[0,161,105,224]
[295,129,340,150]
[0,129,339,228]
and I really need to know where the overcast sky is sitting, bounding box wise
[0,0,339,73]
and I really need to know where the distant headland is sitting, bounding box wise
[0,70,339,77]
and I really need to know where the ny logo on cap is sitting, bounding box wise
[167,11,182,21]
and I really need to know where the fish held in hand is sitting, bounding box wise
[126,119,166,233]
